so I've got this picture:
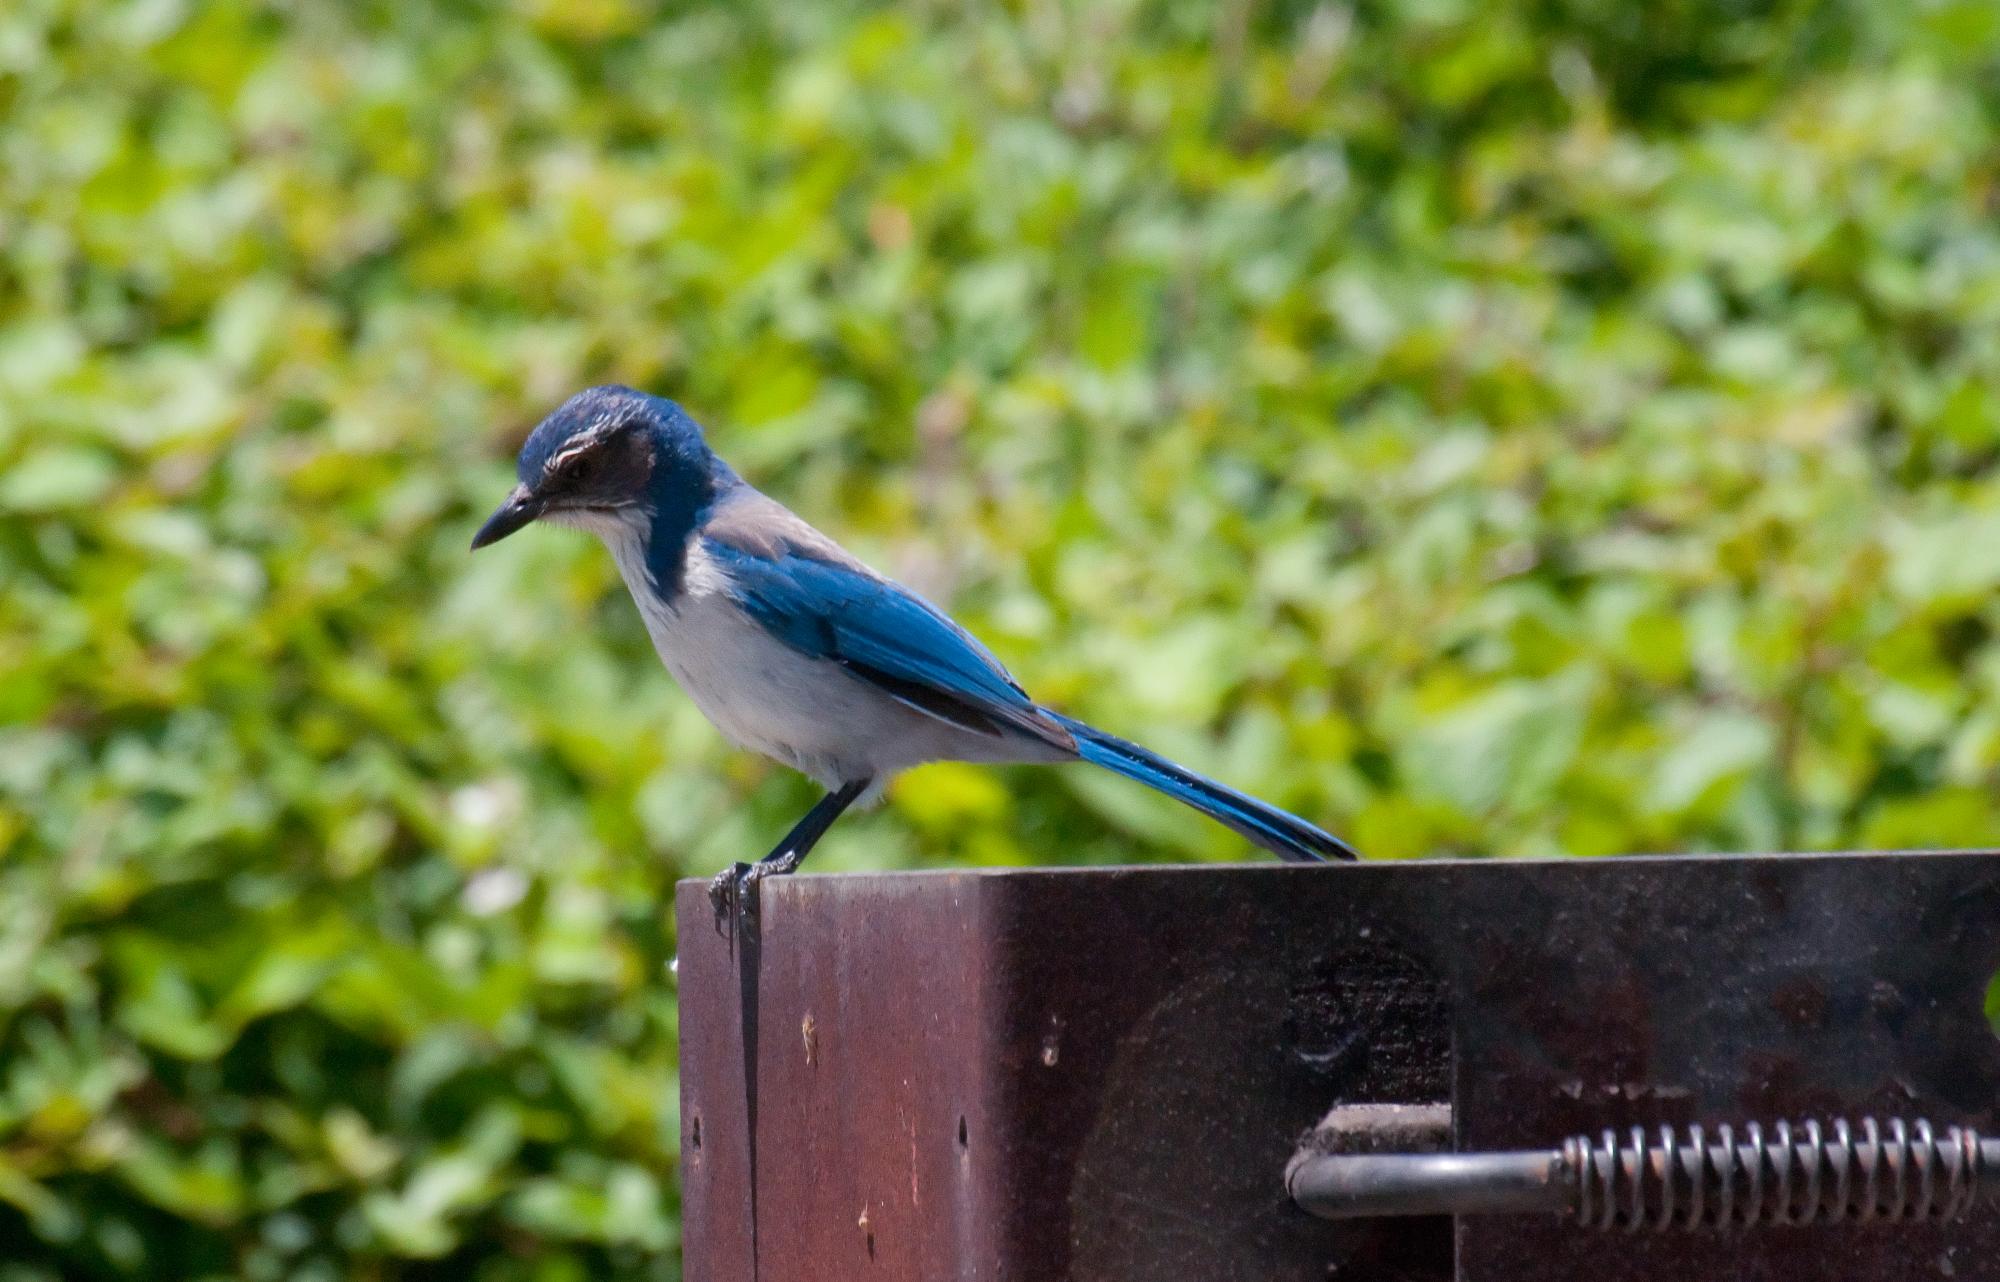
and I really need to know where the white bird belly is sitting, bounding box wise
[645,590,899,785]
[601,530,1033,790]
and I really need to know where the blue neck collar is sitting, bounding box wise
[641,449,737,597]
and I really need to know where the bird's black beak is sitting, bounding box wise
[471,485,543,551]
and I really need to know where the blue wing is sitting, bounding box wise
[702,525,1073,751]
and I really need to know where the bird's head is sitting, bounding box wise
[471,385,718,550]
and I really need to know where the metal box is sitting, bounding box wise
[677,852,2000,1280]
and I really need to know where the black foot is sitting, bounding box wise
[745,849,803,886]
[709,849,811,936]
[709,861,753,932]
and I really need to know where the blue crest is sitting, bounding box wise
[515,384,709,483]
[514,385,737,595]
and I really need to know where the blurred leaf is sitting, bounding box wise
[1649,712,1777,818]
[1402,677,1589,817]
[4,0,2000,1275]
[0,449,117,512]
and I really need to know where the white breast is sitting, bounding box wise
[643,587,879,786]
[591,520,1002,792]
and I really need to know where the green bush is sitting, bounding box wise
[3,0,1999,1275]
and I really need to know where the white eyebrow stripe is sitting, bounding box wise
[544,423,616,473]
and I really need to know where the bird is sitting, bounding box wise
[472,385,1360,916]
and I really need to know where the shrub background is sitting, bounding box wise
[4,0,2000,1276]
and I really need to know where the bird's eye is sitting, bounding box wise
[560,454,594,484]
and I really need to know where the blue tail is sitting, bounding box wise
[1048,713,1359,863]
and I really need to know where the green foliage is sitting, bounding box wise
[3,0,2000,1275]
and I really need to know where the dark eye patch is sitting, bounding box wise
[544,418,649,501]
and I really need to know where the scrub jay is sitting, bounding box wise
[473,386,1359,913]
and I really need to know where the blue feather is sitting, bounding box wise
[698,503,1355,864]
[702,538,1071,748]
[1046,713,1355,863]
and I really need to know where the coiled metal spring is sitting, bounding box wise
[1289,1113,2000,1228]
[1568,1118,1988,1231]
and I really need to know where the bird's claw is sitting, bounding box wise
[709,851,804,936]
[709,861,754,930]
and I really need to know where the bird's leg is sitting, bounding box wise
[709,778,871,925]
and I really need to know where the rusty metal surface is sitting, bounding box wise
[676,877,1011,1281]
[676,851,2000,1281]
[1451,853,2000,1281]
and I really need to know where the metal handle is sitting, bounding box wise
[1290,1117,2000,1230]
